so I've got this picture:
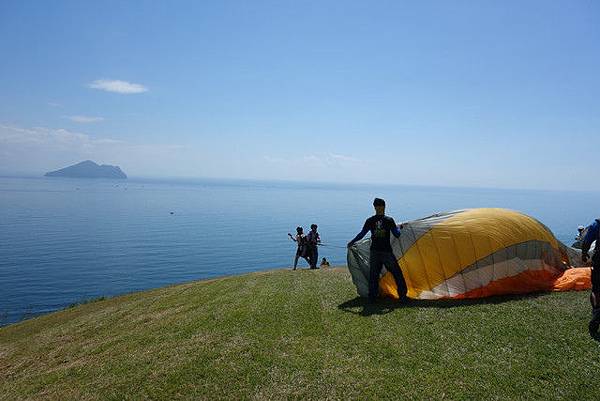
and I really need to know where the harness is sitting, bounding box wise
[307,231,319,247]
[296,234,306,249]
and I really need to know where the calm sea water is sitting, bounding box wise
[1,176,598,325]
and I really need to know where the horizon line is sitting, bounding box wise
[0,172,597,194]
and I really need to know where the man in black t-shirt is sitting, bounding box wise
[306,224,321,269]
[347,198,408,303]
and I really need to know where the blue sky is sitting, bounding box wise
[0,1,598,189]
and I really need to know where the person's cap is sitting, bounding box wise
[296,226,303,232]
[578,225,585,231]
[373,198,386,207]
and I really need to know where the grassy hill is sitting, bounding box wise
[1,267,600,400]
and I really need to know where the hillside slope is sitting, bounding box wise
[1,268,599,400]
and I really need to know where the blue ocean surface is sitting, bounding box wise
[1,176,598,326]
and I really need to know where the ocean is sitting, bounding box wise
[1,176,598,326]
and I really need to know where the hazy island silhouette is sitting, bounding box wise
[45,160,127,179]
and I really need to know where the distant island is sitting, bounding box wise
[45,160,127,179]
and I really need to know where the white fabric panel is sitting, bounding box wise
[445,274,467,297]
[478,264,494,287]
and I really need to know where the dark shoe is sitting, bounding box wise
[589,319,600,336]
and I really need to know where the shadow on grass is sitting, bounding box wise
[338,293,546,317]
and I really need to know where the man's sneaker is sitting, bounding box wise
[589,319,600,336]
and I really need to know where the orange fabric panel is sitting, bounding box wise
[378,268,591,300]
[452,268,591,299]
[551,267,591,292]
[379,271,401,299]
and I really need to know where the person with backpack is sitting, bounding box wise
[288,226,309,270]
[347,197,408,303]
[306,224,321,269]
[582,218,600,335]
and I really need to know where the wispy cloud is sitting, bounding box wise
[47,102,63,108]
[0,124,121,150]
[328,153,361,163]
[0,124,186,176]
[265,153,363,167]
[263,155,287,163]
[88,79,148,94]
[302,153,363,166]
[64,115,104,123]
[259,152,371,182]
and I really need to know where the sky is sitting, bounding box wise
[0,0,598,190]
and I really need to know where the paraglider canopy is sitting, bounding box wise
[348,208,590,300]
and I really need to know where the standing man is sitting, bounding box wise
[582,218,600,335]
[306,224,321,269]
[288,226,309,270]
[347,198,407,303]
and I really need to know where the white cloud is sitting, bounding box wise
[88,79,148,94]
[64,115,104,123]
[47,102,63,108]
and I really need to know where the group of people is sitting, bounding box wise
[288,224,322,270]
[287,198,407,302]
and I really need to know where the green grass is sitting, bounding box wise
[1,267,600,400]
